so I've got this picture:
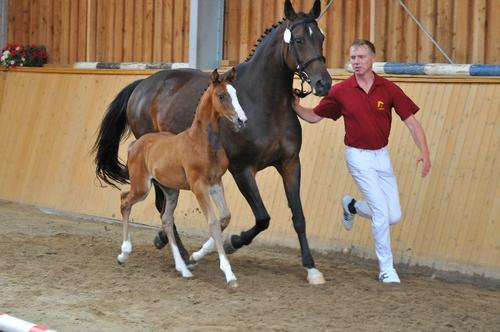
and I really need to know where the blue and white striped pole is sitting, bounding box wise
[346,62,500,76]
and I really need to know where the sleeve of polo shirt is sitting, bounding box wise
[391,83,419,121]
[312,86,342,120]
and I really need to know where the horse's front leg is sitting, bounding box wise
[192,181,237,287]
[278,158,325,285]
[224,168,270,253]
[152,182,191,265]
[191,182,231,262]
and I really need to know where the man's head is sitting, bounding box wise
[349,39,376,77]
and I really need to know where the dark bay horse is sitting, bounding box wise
[117,69,246,287]
[93,0,332,284]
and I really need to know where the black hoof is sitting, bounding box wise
[153,231,168,249]
[223,235,238,255]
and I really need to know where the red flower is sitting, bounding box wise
[11,50,17,56]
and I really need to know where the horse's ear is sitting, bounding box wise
[284,0,297,21]
[210,69,220,84]
[226,67,236,83]
[309,0,321,19]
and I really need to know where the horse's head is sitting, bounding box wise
[283,0,332,96]
[210,68,248,131]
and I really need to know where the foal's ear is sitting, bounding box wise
[225,67,237,83]
[284,0,297,21]
[309,0,321,19]
[210,69,220,84]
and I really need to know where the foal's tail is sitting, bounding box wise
[91,79,144,188]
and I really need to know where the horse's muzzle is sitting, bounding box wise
[235,118,247,131]
[314,77,332,96]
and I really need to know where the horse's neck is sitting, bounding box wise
[240,26,294,93]
[190,92,222,152]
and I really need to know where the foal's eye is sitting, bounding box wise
[218,94,225,101]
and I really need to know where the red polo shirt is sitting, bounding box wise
[313,73,419,150]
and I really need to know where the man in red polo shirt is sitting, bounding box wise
[293,39,431,284]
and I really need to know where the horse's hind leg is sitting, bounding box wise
[117,178,151,264]
[278,158,325,285]
[223,168,270,254]
[160,187,192,278]
[153,183,191,265]
[193,181,237,287]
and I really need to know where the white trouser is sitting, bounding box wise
[344,146,402,272]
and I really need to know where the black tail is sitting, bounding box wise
[91,79,144,188]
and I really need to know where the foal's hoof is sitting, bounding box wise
[153,231,168,249]
[223,235,238,255]
[116,254,127,265]
[227,279,239,288]
[187,255,199,270]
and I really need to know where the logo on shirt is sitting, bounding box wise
[376,100,385,111]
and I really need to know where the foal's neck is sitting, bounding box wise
[190,88,222,151]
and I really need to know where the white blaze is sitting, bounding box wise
[226,84,247,122]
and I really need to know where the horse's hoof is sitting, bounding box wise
[306,268,326,285]
[181,270,194,278]
[153,231,168,249]
[227,279,239,288]
[116,255,127,265]
[223,235,238,255]
[187,255,199,270]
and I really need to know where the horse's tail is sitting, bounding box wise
[91,79,144,188]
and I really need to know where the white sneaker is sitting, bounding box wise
[341,195,355,231]
[379,269,401,284]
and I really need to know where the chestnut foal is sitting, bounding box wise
[117,68,247,287]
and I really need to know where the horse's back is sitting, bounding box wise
[127,69,210,138]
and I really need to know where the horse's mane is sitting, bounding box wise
[244,19,285,63]
[195,86,210,112]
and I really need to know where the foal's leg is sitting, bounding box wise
[192,181,237,287]
[223,168,271,254]
[160,187,192,278]
[277,158,324,284]
[117,179,151,264]
[191,183,231,262]
[152,182,191,265]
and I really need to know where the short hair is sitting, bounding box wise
[351,39,376,54]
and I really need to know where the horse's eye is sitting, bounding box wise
[218,94,225,101]
[294,38,304,44]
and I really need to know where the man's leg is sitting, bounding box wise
[345,147,395,275]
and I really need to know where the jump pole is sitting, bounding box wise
[0,312,57,332]
[345,62,500,76]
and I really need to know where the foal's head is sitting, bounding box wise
[209,68,247,131]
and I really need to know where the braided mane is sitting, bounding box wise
[244,19,285,63]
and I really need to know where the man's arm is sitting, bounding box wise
[292,95,324,123]
[404,115,431,177]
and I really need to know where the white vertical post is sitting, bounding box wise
[189,0,225,70]
[370,0,375,43]
[0,0,8,48]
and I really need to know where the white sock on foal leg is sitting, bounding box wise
[117,236,132,263]
[191,237,215,262]
[219,254,237,285]
[170,243,193,278]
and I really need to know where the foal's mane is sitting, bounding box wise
[244,19,285,63]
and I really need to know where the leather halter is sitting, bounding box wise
[286,18,326,97]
